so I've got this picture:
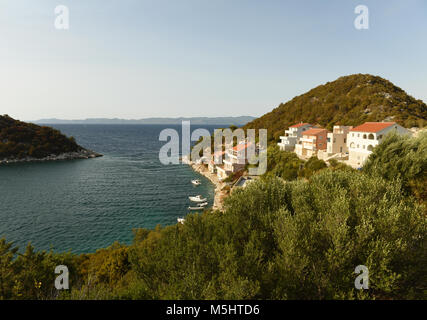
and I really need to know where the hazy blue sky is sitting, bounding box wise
[1,0,426,121]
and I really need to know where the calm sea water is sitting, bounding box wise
[0,124,218,254]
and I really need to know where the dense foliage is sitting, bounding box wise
[0,240,78,300]
[0,115,81,159]
[363,131,427,203]
[264,145,347,180]
[244,74,427,141]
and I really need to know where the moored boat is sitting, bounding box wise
[177,217,185,224]
[188,202,208,211]
[189,195,207,202]
[188,206,205,211]
[191,179,201,186]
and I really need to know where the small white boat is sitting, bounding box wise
[188,201,209,211]
[177,217,185,224]
[189,195,207,202]
[188,206,205,211]
[191,179,201,186]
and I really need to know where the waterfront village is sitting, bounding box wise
[187,121,413,212]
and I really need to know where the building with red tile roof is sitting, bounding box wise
[295,127,329,158]
[347,122,409,168]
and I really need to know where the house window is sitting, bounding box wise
[368,134,374,140]
[350,142,355,148]
[344,138,346,143]
[363,134,367,139]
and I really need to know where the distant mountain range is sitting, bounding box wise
[34,116,256,126]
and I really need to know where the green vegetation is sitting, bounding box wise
[0,240,77,300]
[244,74,427,142]
[1,126,426,300]
[0,115,81,160]
[264,145,350,180]
[363,131,427,203]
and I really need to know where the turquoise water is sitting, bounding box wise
[0,125,217,253]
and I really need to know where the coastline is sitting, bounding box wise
[0,149,103,165]
[188,161,227,211]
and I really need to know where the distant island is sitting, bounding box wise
[34,116,256,126]
[0,115,102,164]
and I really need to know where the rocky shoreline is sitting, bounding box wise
[0,149,103,165]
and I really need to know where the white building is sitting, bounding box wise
[217,142,253,181]
[294,128,329,159]
[318,125,352,161]
[224,142,252,172]
[278,123,313,151]
[347,122,409,168]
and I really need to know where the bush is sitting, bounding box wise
[363,131,427,203]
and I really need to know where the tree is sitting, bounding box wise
[270,171,426,299]
[363,131,427,203]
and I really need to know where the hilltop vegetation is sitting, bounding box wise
[0,115,81,160]
[244,74,427,141]
[1,133,425,300]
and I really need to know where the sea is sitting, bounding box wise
[0,124,219,254]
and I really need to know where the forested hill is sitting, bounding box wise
[244,74,427,141]
[0,115,82,160]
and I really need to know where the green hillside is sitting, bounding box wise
[0,115,81,160]
[244,74,427,141]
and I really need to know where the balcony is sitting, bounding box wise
[300,137,315,143]
[302,143,315,150]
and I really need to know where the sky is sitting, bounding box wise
[0,0,426,121]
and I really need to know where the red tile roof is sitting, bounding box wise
[302,128,328,136]
[290,123,310,128]
[350,122,396,133]
[232,142,252,152]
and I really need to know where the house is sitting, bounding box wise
[318,125,352,161]
[223,142,252,173]
[347,122,409,168]
[277,123,313,151]
[217,142,252,181]
[295,128,329,158]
